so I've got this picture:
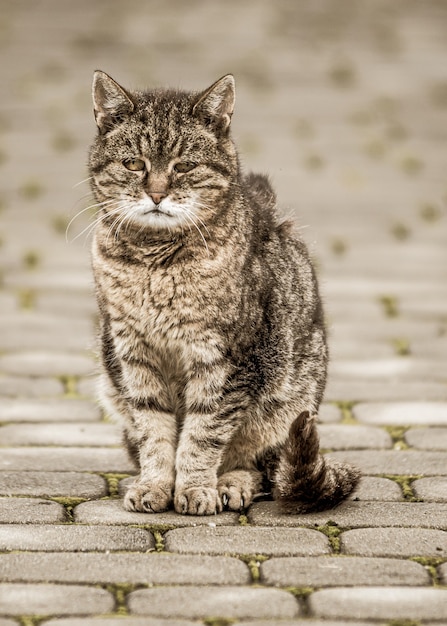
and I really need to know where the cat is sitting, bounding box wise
[89,70,360,515]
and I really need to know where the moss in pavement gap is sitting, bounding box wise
[387,620,421,626]
[100,473,132,497]
[50,496,86,521]
[17,288,36,310]
[391,337,411,356]
[410,557,446,586]
[23,250,40,270]
[334,401,359,425]
[104,583,139,616]
[238,513,249,525]
[315,521,343,553]
[58,375,80,398]
[17,617,51,626]
[384,426,410,450]
[379,294,399,318]
[381,475,423,502]
[239,554,269,583]
[285,587,314,617]
[203,618,236,626]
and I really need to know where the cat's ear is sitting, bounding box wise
[192,74,235,132]
[92,70,135,134]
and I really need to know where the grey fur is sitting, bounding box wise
[89,71,360,515]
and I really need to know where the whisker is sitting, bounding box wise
[72,176,93,189]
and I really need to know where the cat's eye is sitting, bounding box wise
[123,158,145,171]
[174,161,196,173]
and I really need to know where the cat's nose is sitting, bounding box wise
[149,192,167,205]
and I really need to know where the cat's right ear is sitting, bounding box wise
[92,71,134,134]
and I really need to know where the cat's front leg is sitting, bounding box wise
[123,408,177,513]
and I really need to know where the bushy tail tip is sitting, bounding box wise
[274,411,361,514]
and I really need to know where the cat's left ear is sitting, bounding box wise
[92,70,135,134]
[192,74,235,132]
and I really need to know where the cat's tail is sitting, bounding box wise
[273,411,361,513]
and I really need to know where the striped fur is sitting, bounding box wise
[89,71,360,515]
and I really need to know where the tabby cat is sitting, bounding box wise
[89,71,360,515]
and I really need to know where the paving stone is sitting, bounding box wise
[128,586,300,620]
[236,622,379,626]
[0,422,120,446]
[0,497,67,523]
[327,449,447,475]
[0,398,102,422]
[405,427,447,450]
[77,375,98,399]
[318,403,342,423]
[329,357,441,380]
[439,562,447,585]
[340,527,447,558]
[0,374,64,398]
[0,524,153,552]
[248,501,447,529]
[325,380,447,402]
[261,556,429,587]
[74,498,239,526]
[354,402,447,425]
[0,620,18,626]
[0,471,107,498]
[318,424,392,450]
[0,447,134,472]
[0,322,92,352]
[348,476,402,501]
[43,616,198,626]
[0,583,114,616]
[0,552,250,585]
[164,526,330,556]
[413,477,447,502]
[309,587,447,621]
[0,351,95,377]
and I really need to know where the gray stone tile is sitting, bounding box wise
[128,586,300,620]
[348,476,402,501]
[0,351,95,377]
[0,398,102,422]
[0,471,107,498]
[261,556,429,587]
[318,403,342,423]
[327,449,447,475]
[0,447,134,472]
[0,423,120,446]
[0,497,67,523]
[248,501,447,529]
[164,526,330,556]
[0,375,64,398]
[239,622,379,626]
[354,402,447,425]
[340,527,447,558]
[309,587,447,621]
[74,498,239,526]
[439,562,447,585]
[0,583,114,615]
[405,427,447,450]
[0,620,18,626]
[0,524,153,552]
[318,424,392,449]
[44,620,198,626]
[413,477,447,502]
[0,552,250,585]
[325,380,447,402]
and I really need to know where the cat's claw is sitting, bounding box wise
[124,483,172,513]
[222,493,229,508]
[174,486,222,516]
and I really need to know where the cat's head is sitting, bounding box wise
[89,71,238,234]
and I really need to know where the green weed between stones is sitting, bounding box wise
[334,401,359,425]
[387,620,421,626]
[239,513,249,526]
[379,294,399,318]
[23,250,40,269]
[203,618,236,626]
[381,475,423,502]
[239,554,269,583]
[17,288,36,310]
[316,521,342,553]
[50,496,86,521]
[285,587,314,617]
[58,375,80,398]
[391,337,411,356]
[410,557,446,586]
[100,473,132,497]
[17,617,51,626]
[104,583,139,616]
[384,426,410,450]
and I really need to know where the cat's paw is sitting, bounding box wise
[124,483,172,513]
[217,470,262,511]
[174,486,222,516]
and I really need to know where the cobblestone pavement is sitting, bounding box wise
[1,0,447,624]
